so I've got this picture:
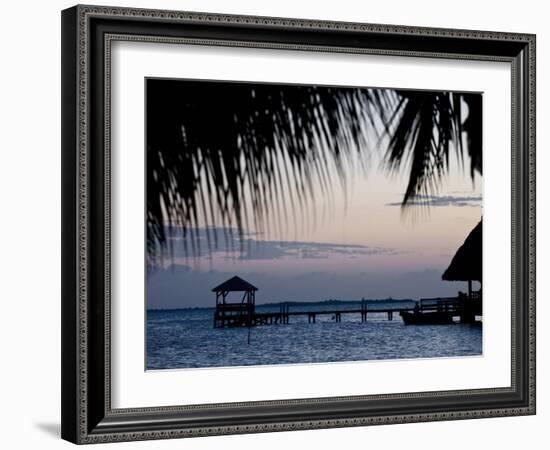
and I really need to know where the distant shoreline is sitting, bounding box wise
[148,298,415,312]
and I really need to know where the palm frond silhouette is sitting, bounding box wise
[146,79,481,264]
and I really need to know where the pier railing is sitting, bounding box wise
[214,297,481,328]
[214,300,412,327]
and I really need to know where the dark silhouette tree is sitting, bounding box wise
[146,79,481,264]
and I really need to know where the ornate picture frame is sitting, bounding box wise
[61,5,535,444]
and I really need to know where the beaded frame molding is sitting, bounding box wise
[61,4,536,444]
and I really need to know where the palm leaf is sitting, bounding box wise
[146,80,481,264]
[379,91,481,206]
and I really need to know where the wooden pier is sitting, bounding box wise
[237,300,405,326]
[212,276,481,328]
[214,298,481,328]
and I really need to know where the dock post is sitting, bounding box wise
[361,300,368,322]
[387,311,393,321]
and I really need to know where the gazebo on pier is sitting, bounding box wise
[442,219,482,322]
[212,276,258,328]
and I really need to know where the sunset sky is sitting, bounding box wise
[147,127,482,309]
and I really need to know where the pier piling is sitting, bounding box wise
[361,300,368,322]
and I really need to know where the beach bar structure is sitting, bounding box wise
[441,219,482,323]
[400,220,482,325]
[442,220,482,297]
[212,276,258,328]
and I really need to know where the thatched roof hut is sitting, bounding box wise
[442,220,482,284]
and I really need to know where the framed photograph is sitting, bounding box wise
[61,5,536,444]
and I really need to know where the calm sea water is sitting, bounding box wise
[146,302,482,370]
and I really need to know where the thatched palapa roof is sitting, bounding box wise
[212,276,258,292]
[442,220,482,282]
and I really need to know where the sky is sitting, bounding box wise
[147,84,482,309]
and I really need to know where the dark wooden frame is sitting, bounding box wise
[61,4,536,444]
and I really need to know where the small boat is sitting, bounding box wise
[400,310,454,325]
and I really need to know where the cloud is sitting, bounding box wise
[234,239,399,260]
[385,194,482,208]
[162,226,400,262]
